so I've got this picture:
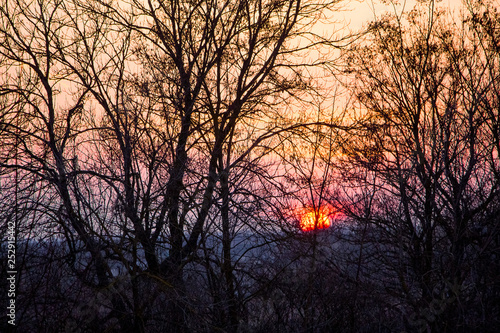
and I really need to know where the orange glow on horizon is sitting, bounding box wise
[299,208,331,232]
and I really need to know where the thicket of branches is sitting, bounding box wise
[1,0,499,332]
[337,0,500,331]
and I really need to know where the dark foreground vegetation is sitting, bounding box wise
[1,0,499,331]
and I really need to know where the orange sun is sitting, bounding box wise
[300,208,331,232]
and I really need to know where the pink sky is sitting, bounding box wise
[340,0,464,32]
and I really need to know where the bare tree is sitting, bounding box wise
[0,0,346,331]
[341,1,500,330]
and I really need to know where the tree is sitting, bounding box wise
[341,1,500,330]
[0,0,344,331]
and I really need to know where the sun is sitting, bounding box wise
[300,208,331,232]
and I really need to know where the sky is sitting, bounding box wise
[340,0,465,32]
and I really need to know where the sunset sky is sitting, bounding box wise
[341,0,464,31]
[2,0,499,331]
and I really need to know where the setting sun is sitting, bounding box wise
[300,208,331,231]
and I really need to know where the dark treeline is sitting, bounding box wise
[1,0,499,332]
